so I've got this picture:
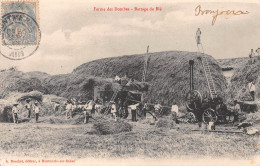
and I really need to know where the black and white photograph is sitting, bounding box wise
[0,0,259,165]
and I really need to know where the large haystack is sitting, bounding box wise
[227,58,260,102]
[73,51,227,106]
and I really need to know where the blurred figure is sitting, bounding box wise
[249,49,254,64]
[154,103,162,114]
[34,102,40,123]
[248,81,256,101]
[142,103,148,118]
[233,100,241,123]
[171,102,179,124]
[12,103,19,124]
[83,100,93,124]
[111,102,117,121]
[65,100,72,119]
[129,103,139,122]
[25,99,31,118]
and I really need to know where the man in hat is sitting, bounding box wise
[25,99,32,118]
[233,100,241,123]
[34,102,40,123]
[12,103,19,124]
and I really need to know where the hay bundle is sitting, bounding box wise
[16,91,42,102]
[92,119,132,135]
[155,117,174,129]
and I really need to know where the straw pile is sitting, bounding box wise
[92,118,132,135]
[155,117,175,129]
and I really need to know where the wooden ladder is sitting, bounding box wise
[104,90,119,114]
[201,55,217,99]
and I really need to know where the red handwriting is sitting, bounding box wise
[195,5,250,25]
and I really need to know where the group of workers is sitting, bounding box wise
[64,96,180,124]
[12,99,40,124]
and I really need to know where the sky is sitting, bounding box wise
[0,0,260,75]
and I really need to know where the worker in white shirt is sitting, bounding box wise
[65,100,73,119]
[248,81,256,101]
[34,102,40,123]
[129,103,139,122]
[12,103,19,124]
[171,102,179,124]
[111,102,117,121]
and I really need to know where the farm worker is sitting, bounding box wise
[249,49,254,64]
[65,100,73,119]
[83,100,93,124]
[34,102,40,123]
[111,102,117,121]
[12,103,19,124]
[171,102,179,124]
[142,103,148,118]
[248,81,256,101]
[154,103,162,114]
[233,100,241,122]
[129,103,139,122]
[115,75,121,84]
[195,28,201,45]
[25,99,31,118]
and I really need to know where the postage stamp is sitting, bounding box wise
[1,0,40,60]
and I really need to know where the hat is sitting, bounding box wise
[13,103,18,106]
[234,100,238,103]
[35,102,38,105]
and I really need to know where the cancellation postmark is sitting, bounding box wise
[1,0,40,60]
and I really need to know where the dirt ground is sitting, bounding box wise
[0,116,259,160]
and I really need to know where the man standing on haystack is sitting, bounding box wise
[12,103,19,124]
[34,102,40,123]
[249,49,254,64]
[248,81,256,101]
[25,99,31,118]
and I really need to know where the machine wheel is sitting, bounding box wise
[186,112,197,123]
[202,108,217,123]
[185,90,202,111]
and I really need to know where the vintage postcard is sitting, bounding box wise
[0,0,259,166]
